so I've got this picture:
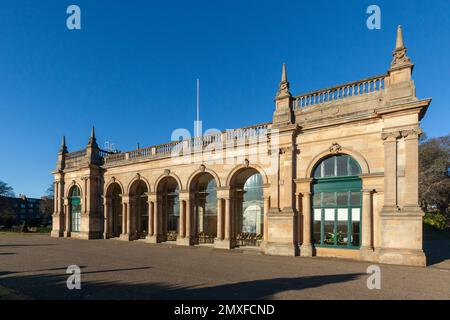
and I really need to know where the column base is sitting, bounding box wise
[214,239,233,250]
[359,246,376,261]
[51,230,64,238]
[176,236,193,246]
[378,248,426,267]
[145,234,165,243]
[264,242,298,256]
[119,233,133,241]
[300,244,313,257]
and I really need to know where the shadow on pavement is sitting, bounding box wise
[0,269,364,300]
[423,226,450,266]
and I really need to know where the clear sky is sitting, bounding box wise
[0,0,449,198]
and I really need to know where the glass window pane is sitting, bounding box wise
[323,157,335,177]
[349,158,361,175]
[313,193,321,207]
[337,221,348,246]
[313,163,322,178]
[322,193,335,206]
[313,221,321,244]
[324,222,335,245]
[336,156,348,176]
[324,208,335,221]
[314,209,322,221]
[351,192,361,206]
[351,208,361,221]
[337,208,348,221]
[352,221,360,246]
[336,192,348,206]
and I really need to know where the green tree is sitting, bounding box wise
[0,180,16,227]
[419,134,450,217]
[39,183,54,226]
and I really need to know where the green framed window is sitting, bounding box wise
[70,186,81,232]
[312,155,362,249]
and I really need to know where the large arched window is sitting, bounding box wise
[312,155,362,248]
[70,186,81,233]
[242,173,264,236]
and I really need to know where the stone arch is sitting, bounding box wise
[105,178,125,196]
[66,181,83,199]
[225,164,269,188]
[186,167,221,191]
[305,147,370,178]
[126,175,151,195]
[154,171,183,192]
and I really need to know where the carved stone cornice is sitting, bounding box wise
[400,128,422,139]
[381,131,401,141]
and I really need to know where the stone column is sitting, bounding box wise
[120,195,130,241]
[148,200,154,237]
[147,193,160,243]
[216,198,223,240]
[263,195,270,242]
[103,196,110,239]
[179,199,185,238]
[361,189,373,250]
[186,199,192,239]
[402,129,421,210]
[224,197,231,240]
[381,131,400,212]
[177,192,192,246]
[63,197,71,237]
[145,194,155,241]
[300,192,312,257]
[214,188,232,249]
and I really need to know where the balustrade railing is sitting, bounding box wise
[101,122,271,165]
[294,74,386,110]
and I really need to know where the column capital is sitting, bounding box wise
[381,131,401,142]
[121,195,130,203]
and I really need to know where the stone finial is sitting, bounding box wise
[390,25,413,70]
[88,126,98,148]
[59,135,68,154]
[275,63,292,100]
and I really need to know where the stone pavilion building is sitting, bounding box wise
[51,26,431,266]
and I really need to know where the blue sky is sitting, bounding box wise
[0,0,449,198]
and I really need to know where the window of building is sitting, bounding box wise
[70,187,81,232]
[312,155,362,249]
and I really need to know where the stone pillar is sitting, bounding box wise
[179,199,185,238]
[63,197,71,237]
[214,188,233,249]
[216,198,223,240]
[224,197,231,240]
[103,196,110,239]
[402,129,421,209]
[300,192,312,257]
[177,192,192,246]
[381,131,400,212]
[120,195,130,241]
[149,200,154,237]
[51,178,65,237]
[147,193,161,243]
[361,190,373,251]
[263,195,270,242]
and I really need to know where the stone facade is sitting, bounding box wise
[51,26,431,267]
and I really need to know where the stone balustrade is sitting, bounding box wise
[101,122,271,166]
[294,74,386,110]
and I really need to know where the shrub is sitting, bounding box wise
[423,212,447,230]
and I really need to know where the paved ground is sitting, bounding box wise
[0,232,449,300]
